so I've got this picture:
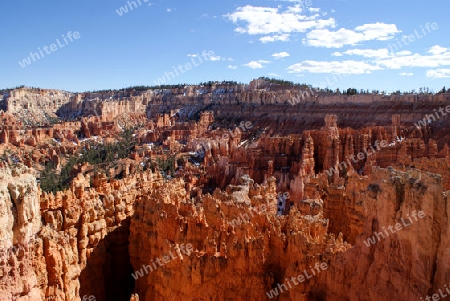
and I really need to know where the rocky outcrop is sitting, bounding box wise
[0,162,161,301]
[129,175,350,300]
[0,82,449,301]
[321,167,450,300]
[0,163,42,301]
[4,88,71,126]
[37,170,163,301]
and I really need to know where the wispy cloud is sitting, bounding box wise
[243,60,270,69]
[225,5,335,43]
[427,45,448,55]
[306,22,400,48]
[287,60,382,74]
[187,53,229,62]
[426,69,450,78]
[209,55,221,61]
[272,52,290,59]
[342,48,391,58]
[376,45,450,69]
[287,45,450,76]
[260,34,290,43]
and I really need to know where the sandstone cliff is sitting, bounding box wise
[0,82,449,301]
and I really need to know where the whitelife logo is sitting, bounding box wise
[388,22,439,55]
[193,121,253,159]
[18,31,81,68]
[153,51,216,86]
[131,243,193,280]
[325,138,405,177]
[115,0,152,16]
[363,210,425,247]
[227,201,269,227]
[420,281,450,301]
[414,105,450,130]
[266,262,328,298]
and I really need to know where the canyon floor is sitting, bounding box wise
[0,81,449,301]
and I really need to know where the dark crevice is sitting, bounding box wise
[79,217,135,301]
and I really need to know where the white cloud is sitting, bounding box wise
[343,48,390,58]
[259,34,290,43]
[244,61,264,69]
[167,8,172,12]
[427,45,448,55]
[272,52,290,59]
[426,69,450,78]
[355,23,400,41]
[274,0,315,11]
[287,4,302,13]
[334,48,412,59]
[286,45,450,77]
[226,5,335,40]
[306,22,400,48]
[188,53,230,62]
[208,55,221,61]
[306,29,359,48]
[243,60,270,69]
[228,65,238,69]
[287,44,450,78]
[309,8,320,13]
[376,46,450,69]
[396,51,412,56]
[287,60,382,74]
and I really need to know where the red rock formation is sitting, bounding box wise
[0,84,449,301]
[321,167,450,300]
[129,175,351,300]
[0,163,42,301]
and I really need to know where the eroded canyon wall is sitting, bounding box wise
[0,84,449,301]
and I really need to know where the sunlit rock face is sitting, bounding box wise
[0,163,41,301]
[0,84,448,300]
[128,175,350,301]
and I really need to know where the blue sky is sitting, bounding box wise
[2,0,449,92]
